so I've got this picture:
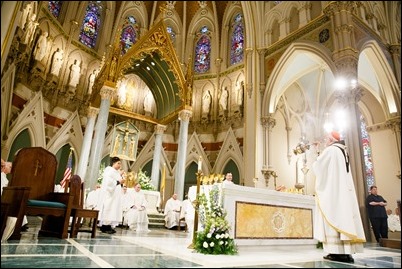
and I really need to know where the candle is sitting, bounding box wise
[198,156,202,171]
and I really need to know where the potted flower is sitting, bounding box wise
[194,185,238,255]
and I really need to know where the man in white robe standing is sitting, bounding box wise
[313,131,366,263]
[164,193,183,229]
[98,157,125,234]
[126,183,150,232]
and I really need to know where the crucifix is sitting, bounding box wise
[34,159,42,176]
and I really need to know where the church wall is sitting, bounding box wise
[369,127,401,207]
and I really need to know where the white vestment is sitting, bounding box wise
[1,172,9,196]
[121,189,135,225]
[182,199,195,232]
[85,188,101,210]
[164,197,183,229]
[388,214,401,232]
[98,166,123,227]
[313,142,366,254]
[126,190,149,232]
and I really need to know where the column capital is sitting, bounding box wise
[389,44,401,55]
[178,109,193,122]
[87,106,99,118]
[155,124,167,134]
[261,115,276,130]
[334,86,363,106]
[100,85,115,100]
[385,116,401,133]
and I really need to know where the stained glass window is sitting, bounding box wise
[230,13,244,65]
[48,1,62,18]
[194,26,211,74]
[79,1,103,49]
[360,114,375,189]
[167,26,176,42]
[120,15,139,55]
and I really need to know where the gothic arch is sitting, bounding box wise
[47,111,84,158]
[91,20,187,125]
[358,40,400,116]
[262,41,336,115]
[3,92,46,155]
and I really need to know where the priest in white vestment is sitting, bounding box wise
[313,131,366,263]
[164,193,183,229]
[121,185,134,226]
[98,157,125,234]
[126,183,150,232]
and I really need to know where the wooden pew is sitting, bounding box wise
[7,147,74,239]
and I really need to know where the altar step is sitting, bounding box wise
[380,238,401,249]
[148,213,166,229]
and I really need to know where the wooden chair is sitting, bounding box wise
[1,186,31,240]
[69,175,99,238]
[177,207,187,232]
[7,147,74,239]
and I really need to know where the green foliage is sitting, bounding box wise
[137,170,156,191]
[97,163,105,184]
[194,185,238,255]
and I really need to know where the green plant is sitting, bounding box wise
[137,170,156,191]
[97,163,105,184]
[194,185,238,255]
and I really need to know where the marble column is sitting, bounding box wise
[150,124,166,190]
[86,86,114,190]
[174,109,192,200]
[77,106,98,181]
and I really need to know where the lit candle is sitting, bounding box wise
[198,156,202,171]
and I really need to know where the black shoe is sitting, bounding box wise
[323,254,338,261]
[342,255,354,263]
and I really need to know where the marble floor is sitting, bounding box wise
[1,218,400,268]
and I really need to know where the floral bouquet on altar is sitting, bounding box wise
[194,185,238,255]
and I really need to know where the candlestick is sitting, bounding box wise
[198,156,202,171]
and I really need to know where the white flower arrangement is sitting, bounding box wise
[194,185,238,255]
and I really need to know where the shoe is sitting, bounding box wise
[342,255,354,263]
[21,224,29,232]
[323,254,338,261]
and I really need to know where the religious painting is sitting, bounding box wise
[110,121,139,161]
[235,201,313,239]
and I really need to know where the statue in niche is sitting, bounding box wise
[237,81,244,106]
[21,14,38,45]
[50,48,63,76]
[68,59,81,87]
[87,69,96,95]
[33,31,49,62]
[20,2,32,30]
[202,90,212,114]
[219,86,228,111]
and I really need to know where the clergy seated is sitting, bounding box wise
[164,193,184,229]
[125,183,150,232]
[387,209,401,232]
[182,196,195,233]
